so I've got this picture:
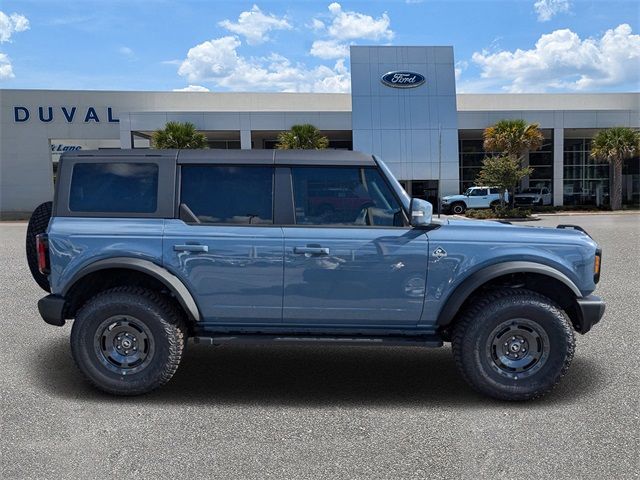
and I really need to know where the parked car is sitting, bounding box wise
[26,149,604,401]
[441,187,507,214]
[515,187,552,206]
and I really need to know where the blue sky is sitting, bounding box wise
[1,0,638,93]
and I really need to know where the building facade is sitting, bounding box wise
[1,46,638,217]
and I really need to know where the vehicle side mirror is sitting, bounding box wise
[410,198,432,227]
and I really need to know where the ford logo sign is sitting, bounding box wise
[380,71,426,88]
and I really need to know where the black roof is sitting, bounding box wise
[63,149,376,166]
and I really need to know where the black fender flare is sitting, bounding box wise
[436,261,581,326]
[62,257,201,322]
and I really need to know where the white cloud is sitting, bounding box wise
[177,35,350,93]
[533,0,570,22]
[308,3,394,60]
[309,18,325,32]
[325,3,393,41]
[173,85,210,92]
[219,4,291,45]
[118,46,135,58]
[310,39,350,60]
[454,60,468,81]
[0,52,14,79]
[0,11,29,42]
[471,24,640,92]
[0,11,28,81]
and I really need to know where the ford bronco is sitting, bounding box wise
[27,149,605,400]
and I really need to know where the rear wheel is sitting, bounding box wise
[451,202,466,215]
[25,201,52,292]
[452,289,575,401]
[71,287,187,395]
[490,200,500,211]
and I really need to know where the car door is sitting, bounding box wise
[163,164,284,324]
[467,188,488,208]
[282,166,429,326]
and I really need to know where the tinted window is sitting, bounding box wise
[291,167,404,226]
[69,163,158,213]
[469,188,487,196]
[181,165,273,224]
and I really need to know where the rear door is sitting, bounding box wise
[282,166,429,326]
[163,164,284,324]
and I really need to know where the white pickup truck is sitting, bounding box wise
[514,187,552,206]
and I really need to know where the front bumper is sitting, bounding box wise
[38,294,66,326]
[575,295,605,334]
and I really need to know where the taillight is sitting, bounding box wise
[594,248,602,284]
[36,233,50,275]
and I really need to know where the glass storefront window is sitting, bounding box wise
[563,137,611,206]
[459,132,554,194]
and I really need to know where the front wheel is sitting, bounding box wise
[452,289,575,401]
[71,287,187,395]
[451,202,466,215]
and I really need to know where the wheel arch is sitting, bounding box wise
[437,261,582,328]
[62,257,201,322]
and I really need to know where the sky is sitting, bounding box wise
[0,0,638,93]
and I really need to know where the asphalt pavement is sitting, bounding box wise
[1,214,638,479]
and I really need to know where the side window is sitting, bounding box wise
[69,163,158,213]
[180,165,273,224]
[291,167,405,226]
[469,188,486,196]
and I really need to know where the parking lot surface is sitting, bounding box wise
[1,214,638,479]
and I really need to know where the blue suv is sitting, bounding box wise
[27,149,605,400]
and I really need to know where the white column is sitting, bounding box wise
[553,127,564,206]
[240,130,251,150]
[119,114,132,149]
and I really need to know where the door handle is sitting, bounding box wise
[294,246,330,255]
[174,244,208,253]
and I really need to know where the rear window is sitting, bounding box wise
[69,163,159,213]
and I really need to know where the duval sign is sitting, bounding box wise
[13,106,119,123]
[380,71,426,88]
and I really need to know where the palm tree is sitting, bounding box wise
[151,121,208,149]
[590,127,640,210]
[482,119,544,206]
[276,124,329,150]
[483,119,545,159]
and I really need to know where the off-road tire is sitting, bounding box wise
[490,200,500,211]
[452,289,575,401]
[451,202,466,215]
[71,287,187,396]
[25,201,53,292]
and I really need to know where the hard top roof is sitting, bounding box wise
[62,149,376,166]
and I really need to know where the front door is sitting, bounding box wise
[282,166,429,326]
[163,165,283,323]
[467,188,489,208]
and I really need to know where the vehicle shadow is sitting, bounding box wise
[33,337,605,408]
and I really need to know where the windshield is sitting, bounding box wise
[520,188,539,194]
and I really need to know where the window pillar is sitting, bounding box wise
[553,128,564,206]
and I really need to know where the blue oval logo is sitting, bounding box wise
[381,71,426,88]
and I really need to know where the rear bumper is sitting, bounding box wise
[575,295,605,334]
[38,294,66,326]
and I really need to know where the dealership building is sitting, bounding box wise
[1,45,638,218]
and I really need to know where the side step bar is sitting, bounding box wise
[193,335,443,348]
